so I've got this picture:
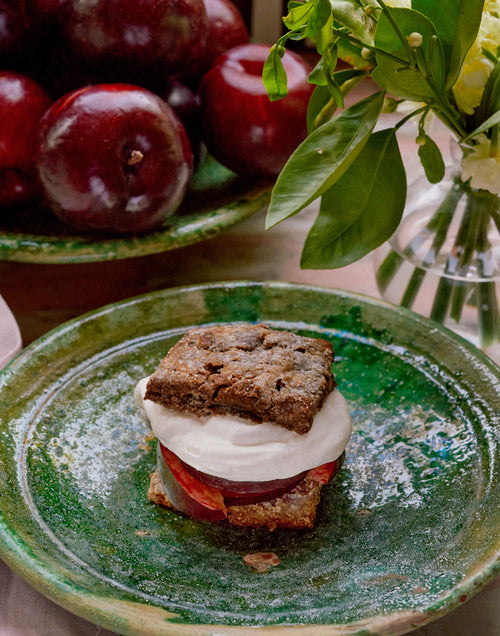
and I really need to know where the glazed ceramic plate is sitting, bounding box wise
[0,281,499,636]
[0,154,271,264]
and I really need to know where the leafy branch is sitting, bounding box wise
[262,0,500,347]
[263,0,485,269]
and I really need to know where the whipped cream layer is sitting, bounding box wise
[135,377,352,482]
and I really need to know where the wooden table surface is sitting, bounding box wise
[0,112,499,635]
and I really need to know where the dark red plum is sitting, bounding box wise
[59,0,208,82]
[0,0,34,66]
[199,43,314,177]
[37,84,193,234]
[0,71,52,210]
[164,79,201,162]
[27,0,60,21]
[196,0,249,75]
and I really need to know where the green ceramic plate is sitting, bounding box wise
[0,281,500,636]
[0,155,271,264]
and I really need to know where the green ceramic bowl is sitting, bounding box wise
[0,281,499,636]
[0,154,271,264]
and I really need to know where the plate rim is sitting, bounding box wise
[0,184,271,265]
[1,280,500,636]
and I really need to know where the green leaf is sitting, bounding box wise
[337,38,373,70]
[305,0,332,39]
[475,59,500,124]
[461,108,500,142]
[330,0,376,44]
[306,69,366,131]
[324,44,343,106]
[283,0,332,40]
[283,0,314,30]
[262,44,288,101]
[308,57,328,86]
[266,91,384,229]
[417,134,445,183]
[371,8,445,101]
[287,30,308,41]
[300,128,406,268]
[334,67,367,92]
[412,0,483,89]
[315,12,335,55]
[307,85,336,131]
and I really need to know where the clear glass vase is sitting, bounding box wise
[373,164,500,358]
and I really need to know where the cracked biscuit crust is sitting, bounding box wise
[144,323,335,435]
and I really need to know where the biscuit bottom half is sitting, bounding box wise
[148,450,345,531]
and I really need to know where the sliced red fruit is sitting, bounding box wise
[160,443,226,514]
[157,461,227,522]
[159,443,346,516]
[176,452,308,504]
[308,453,345,484]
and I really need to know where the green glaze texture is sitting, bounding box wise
[0,281,499,636]
[0,155,271,264]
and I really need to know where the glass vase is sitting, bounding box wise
[373,164,500,358]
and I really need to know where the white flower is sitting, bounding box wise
[461,136,500,194]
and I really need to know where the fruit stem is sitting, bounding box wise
[126,149,144,166]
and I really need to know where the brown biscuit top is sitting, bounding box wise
[144,323,336,434]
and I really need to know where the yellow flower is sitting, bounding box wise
[484,0,500,17]
[461,136,500,194]
[478,12,500,54]
[453,57,493,115]
[452,8,500,115]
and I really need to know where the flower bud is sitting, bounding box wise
[407,32,423,48]
[361,47,372,60]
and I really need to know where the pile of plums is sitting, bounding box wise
[0,0,314,234]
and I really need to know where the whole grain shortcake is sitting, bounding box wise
[135,323,352,530]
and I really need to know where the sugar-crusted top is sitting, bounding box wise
[144,323,336,434]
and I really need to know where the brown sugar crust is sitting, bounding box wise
[144,323,336,435]
[226,475,322,531]
[148,470,323,531]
